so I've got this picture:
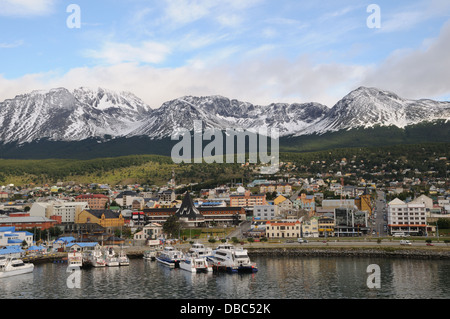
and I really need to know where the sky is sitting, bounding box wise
[0,0,449,108]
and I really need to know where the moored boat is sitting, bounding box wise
[0,257,34,278]
[104,247,120,267]
[207,243,257,273]
[143,249,157,261]
[118,249,129,266]
[180,253,213,273]
[87,246,106,267]
[156,246,183,268]
[188,242,212,257]
[67,250,83,269]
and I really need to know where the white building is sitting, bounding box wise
[133,223,163,241]
[30,201,89,223]
[387,198,427,236]
[0,226,33,247]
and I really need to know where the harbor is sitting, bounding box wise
[1,253,449,299]
[17,240,450,266]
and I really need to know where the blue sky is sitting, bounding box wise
[0,0,449,108]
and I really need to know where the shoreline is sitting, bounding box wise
[245,246,450,259]
[21,245,450,264]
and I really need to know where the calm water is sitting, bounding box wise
[1,256,449,299]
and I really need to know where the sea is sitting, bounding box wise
[1,256,448,316]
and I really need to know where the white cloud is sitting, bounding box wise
[83,41,171,65]
[378,0,450,33]
[362,21,450,100]
[0,55,365,109]
[0,39,23,48]
[0,0,57,16]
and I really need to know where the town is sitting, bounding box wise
[1,156,449,261]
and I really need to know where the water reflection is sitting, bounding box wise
[0,257,448,299]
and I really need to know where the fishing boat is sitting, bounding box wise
[104,247,120,267]
[87,246,106,267]
[180,253,213,273]
[156,246,183,268]
[207,243,257,273]
[118,249,129,266]
[0,257,34,278]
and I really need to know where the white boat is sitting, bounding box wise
[87,246,106,267]
[104,247,120,267]
[143,249,157,261]
[118,250,129,266]
[156,246,183,268]
[180,253,213,273]
[188,243,212,257]
[67,250,83,269]
[208,243,258,273]
[0,257,34,278]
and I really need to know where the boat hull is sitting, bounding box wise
[156,257,179,268]
[180,259,213,273]
[0,264,34,278]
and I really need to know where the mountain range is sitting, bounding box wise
[0,86,448,159]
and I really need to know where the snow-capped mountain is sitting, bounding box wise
[127,95,329,138]
[296,87,450,135]
[0,86,448,145]
[0,87,152,144]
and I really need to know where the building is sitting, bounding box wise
[322,199,356,210]
[52,202,89,223]
[75,194,109,210]
[143,192,246,227]
[318,215,335,237]
[387,198,427,236]
[76,209,124,230]
[265,220,301,239]
[301,217,319,238]
[29,201,88,222]
[230,191,267,207]
[175,192,205,227]
[356,188,373,215]
[0,226,33,247]
[274,195,294,213]
[259,184,276,194]
[410,194,433,211]
[114,191,139,208]
[65,242,99,252]
[133,223,163,241]
[0,216,57,230]
[158,190,176,202]
[295,193,315,212]
[334,207,368,237]
[259,183,292,194]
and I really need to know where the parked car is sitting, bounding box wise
[298,238,308,243]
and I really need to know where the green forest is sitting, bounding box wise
[0,142,448,187]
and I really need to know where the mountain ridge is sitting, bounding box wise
[0,86,448,149]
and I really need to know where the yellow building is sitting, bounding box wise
[318,216,334,237]
[266,220,301,239]
[76,209,124,229]
[274,195,287,205]
[302,216,319,237]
